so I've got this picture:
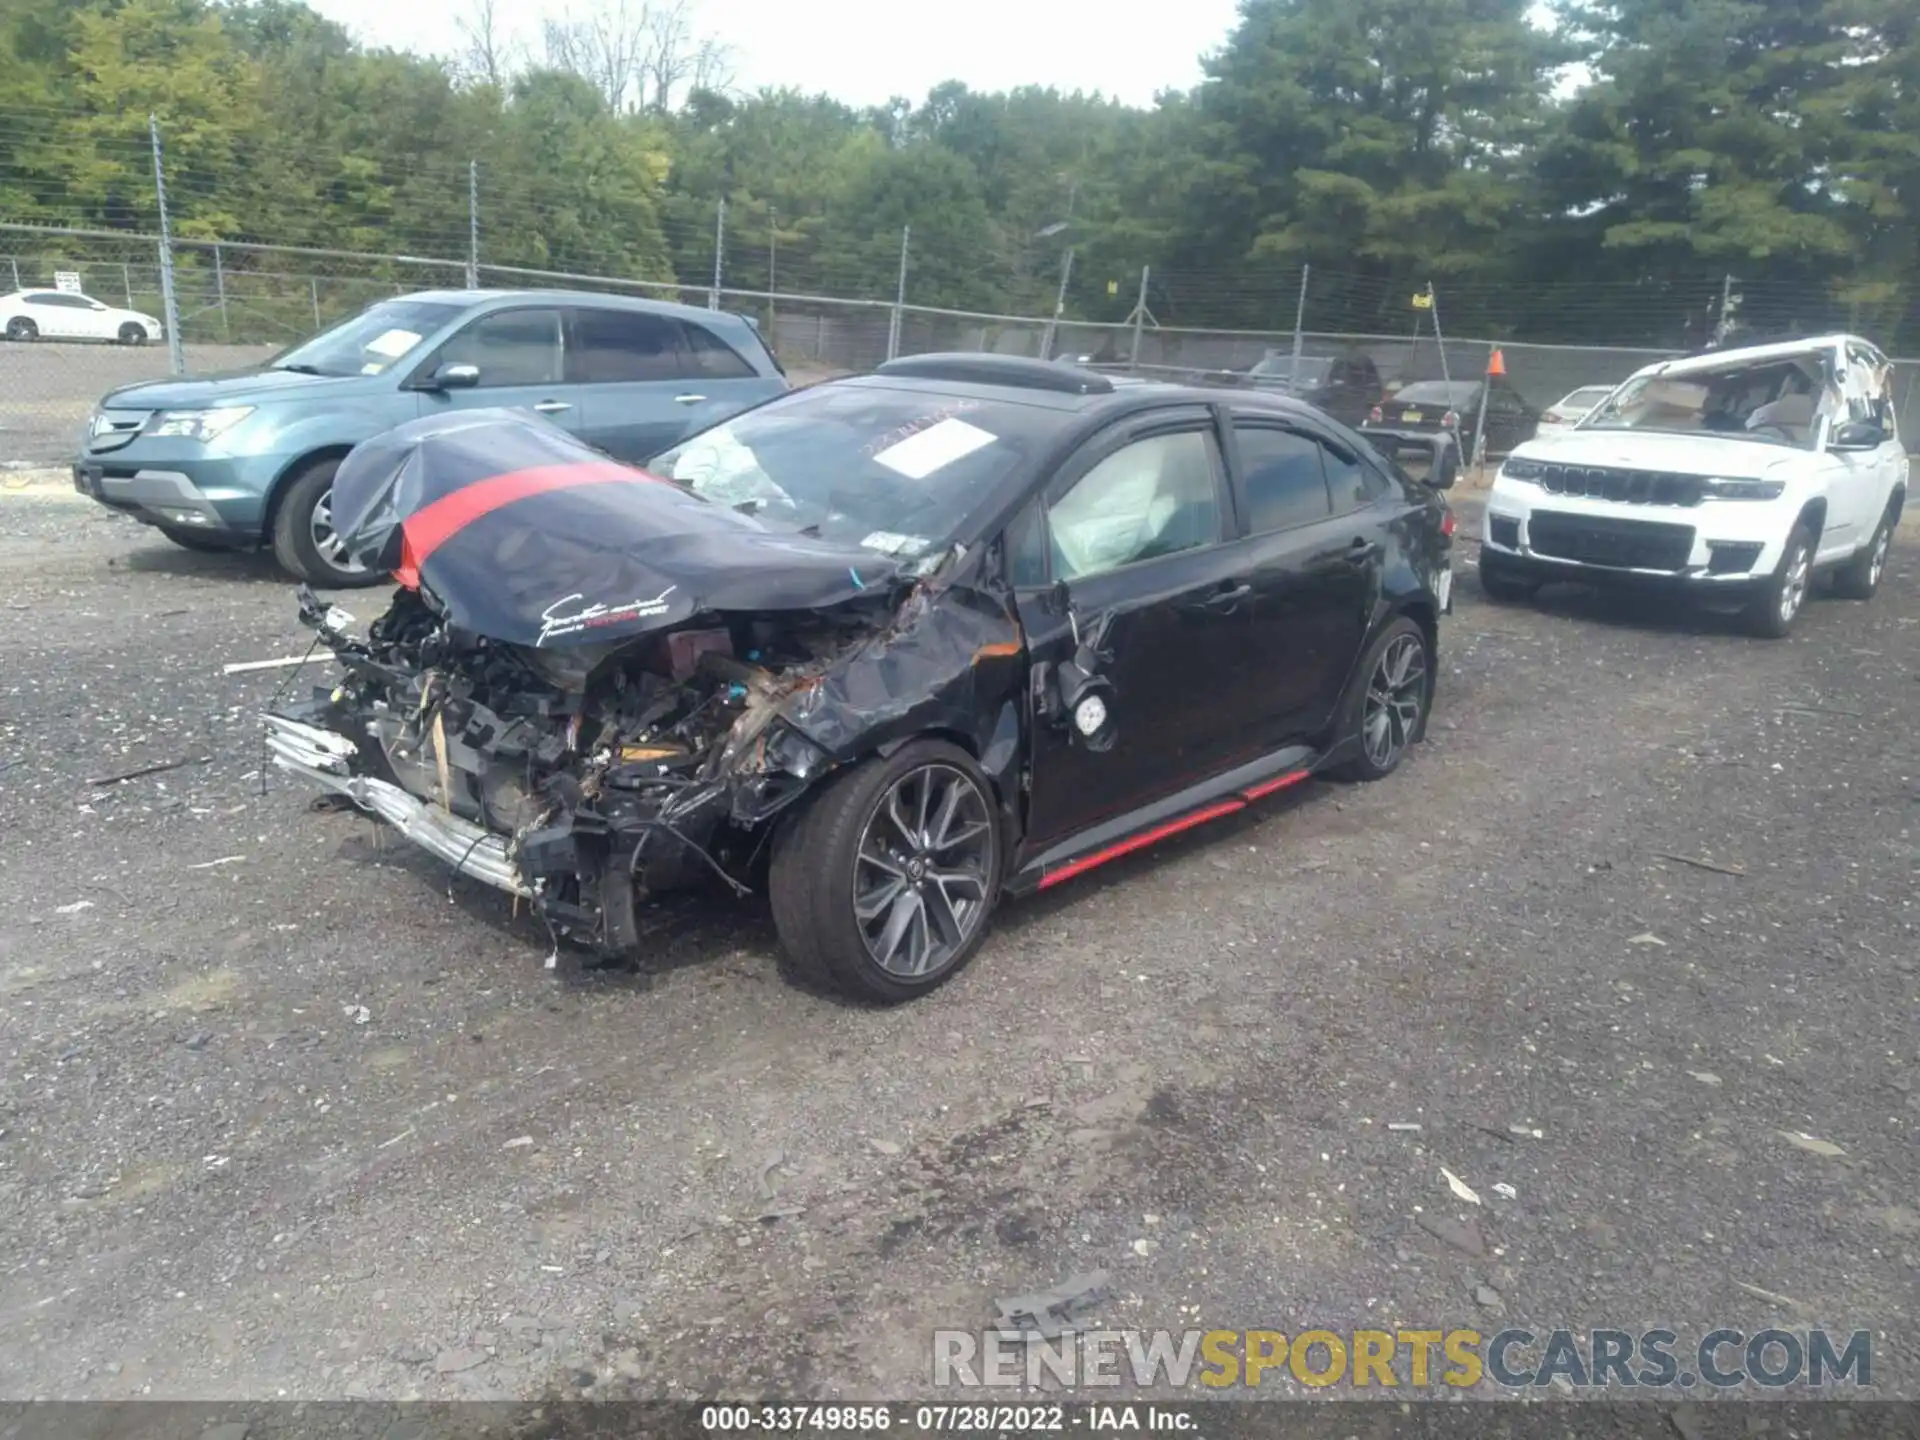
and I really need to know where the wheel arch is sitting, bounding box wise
[262,444,355,540]
[1795,495,1827,543]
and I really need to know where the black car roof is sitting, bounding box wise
[844,354,1334,424]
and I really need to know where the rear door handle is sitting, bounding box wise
[532,400,572,414]
[674,393,707,405]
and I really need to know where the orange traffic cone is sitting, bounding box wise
[1487,347,1507,377]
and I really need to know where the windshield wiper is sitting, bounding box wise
[272,362,326,375]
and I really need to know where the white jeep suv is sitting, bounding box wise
[1480,334,1907,636]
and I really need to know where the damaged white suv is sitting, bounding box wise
[1481,334,1907,636]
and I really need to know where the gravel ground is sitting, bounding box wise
[0,484,1914,1405]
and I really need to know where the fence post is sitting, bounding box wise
[1128,266,1149,369]
[1042,246,1074,360]
[310,276,321,330]
[1468,342,1495,466]
[886,225,910,361]
[214,243,230,340]
[148,114,185,377]
[1287,263,1310,388]
[8,257,18,291]
[709,197,726,310]
[467,160,480,289]
[121,262,133,308]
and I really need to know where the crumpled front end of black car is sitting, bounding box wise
[262,408,1029,963]
[269,582,908,954]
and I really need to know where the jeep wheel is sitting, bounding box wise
[271,459,379,587]
[1832,501,1896,601]
[1744,522,1816,638]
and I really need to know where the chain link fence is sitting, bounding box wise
[5,123,1919,464]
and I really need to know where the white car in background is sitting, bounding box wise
[1534,384,1617,438]
[1481,333,1907,637]
[1,289,163,345]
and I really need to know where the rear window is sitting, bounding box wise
[648,382,1056,563]
[1395,382,1480,406]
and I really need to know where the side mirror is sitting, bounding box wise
[427,362,480,391]
[1830,419,1885,450]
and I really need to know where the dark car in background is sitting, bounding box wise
[265,354,1458,1004]
[1246,351,1384,428]
[1365,379,1541,457]
[73,289,788,586]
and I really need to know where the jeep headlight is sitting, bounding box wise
[1701,476,1785,501]
[148,406,254,442]
[1499,457,1545,483]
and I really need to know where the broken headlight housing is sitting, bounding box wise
[1701,477,1785,501]
[1498,458,1546,483]
[148,406,255,442]
[762,721,830,780]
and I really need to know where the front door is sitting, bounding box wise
[1013,410,1252,848]
[416,306,592,441]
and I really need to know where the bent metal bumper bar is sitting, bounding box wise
[263,713,530,898]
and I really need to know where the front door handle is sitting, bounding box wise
[674,393,708,405]
[533,400,572,414]
[1186,582,1252,615]
[1343,537,1381,564]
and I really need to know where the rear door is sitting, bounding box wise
[565,307,779,464]
[416,306,591,439]
[1224,413,1380,744]
[1012,409,1251,846]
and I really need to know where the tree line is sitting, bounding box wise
[2,0,1916,351]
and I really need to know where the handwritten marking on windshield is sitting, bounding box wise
[538,586,678,645]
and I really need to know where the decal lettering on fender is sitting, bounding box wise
[538,586,678,645]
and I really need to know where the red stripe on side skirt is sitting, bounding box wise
[1241,769,1312,801]
[394,461,658,586]
[1036,799,1247,891]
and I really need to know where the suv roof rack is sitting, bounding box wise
[873,353,1116,396]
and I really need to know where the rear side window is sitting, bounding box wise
[682,321,756,379]
[1233,425,1332,533]
[1321,438,1386,511]
[568,307,685,383]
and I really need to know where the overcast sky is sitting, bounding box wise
[303,0,1246,108]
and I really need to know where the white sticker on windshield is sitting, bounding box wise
[363,327,422,359]
[870,416,997,480]
[860,530,932,557]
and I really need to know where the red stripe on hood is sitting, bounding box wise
[393,460,658,588]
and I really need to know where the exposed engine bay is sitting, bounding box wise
[275,581,908,952]
[264,408,1032,961]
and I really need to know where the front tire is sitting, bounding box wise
[1330,616,1433,783]
[769,740,1002,1004]
[1743,521,1816,638]
[271,459,379,587]
[5,317,38,342]
[118,322,148,346]
[1832,500,1896,601]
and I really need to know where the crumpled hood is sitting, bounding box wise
[330,409,901,649]
[1508,427,1802,480]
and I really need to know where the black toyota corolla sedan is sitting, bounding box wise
[265,354,1457,1002]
